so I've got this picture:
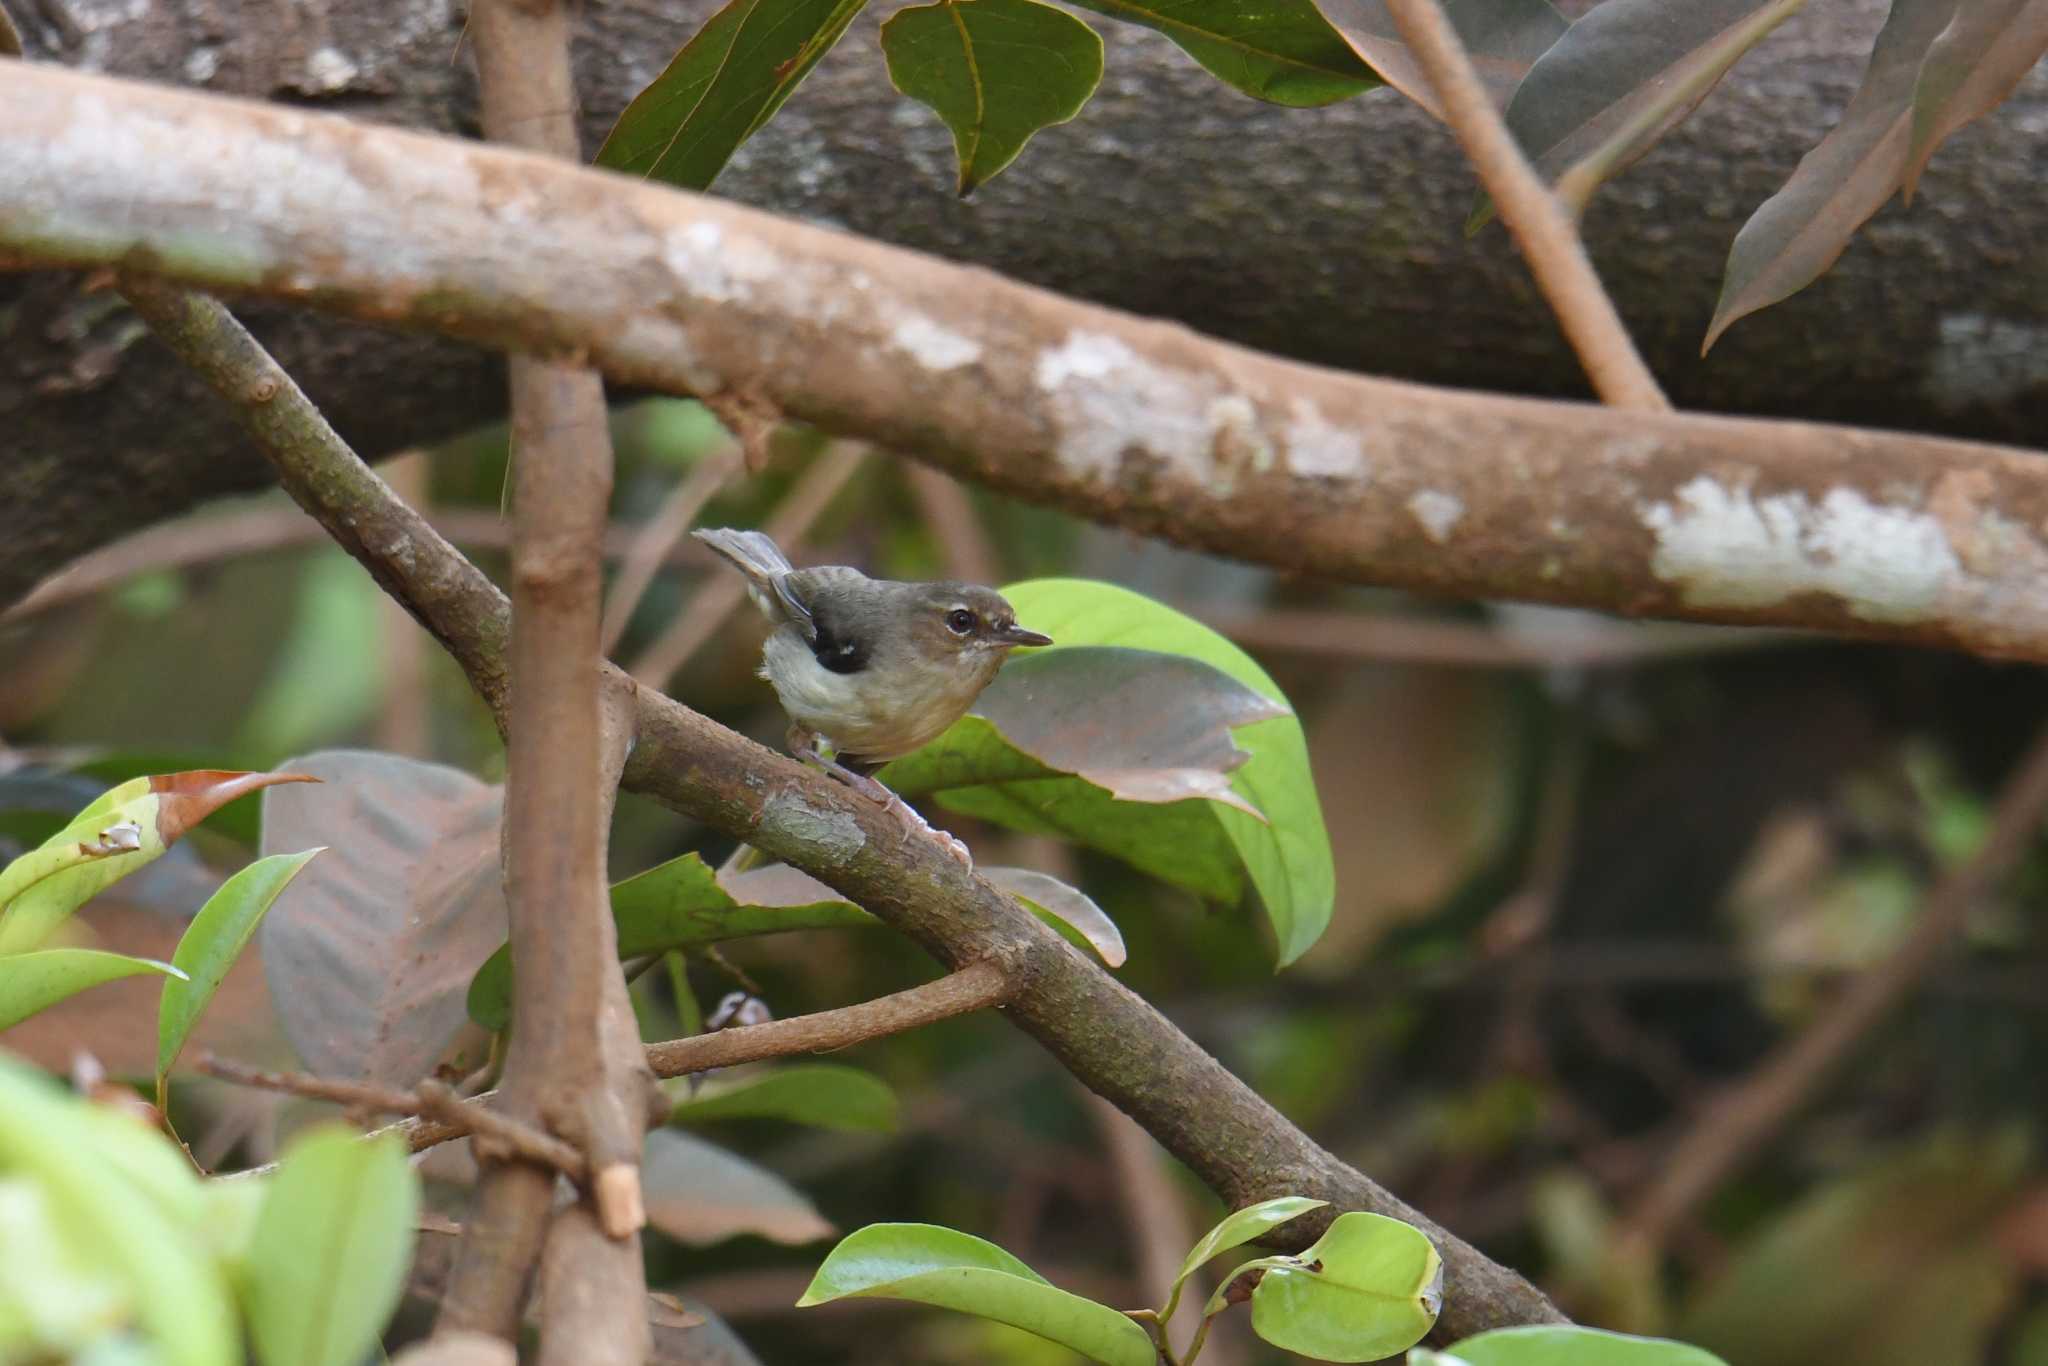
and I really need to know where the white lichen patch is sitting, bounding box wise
[1640,477,1961,623]
[1407,489,1465,543]
[761,791,866,864]
[1284,397,1368,480]
[890,314,981,371]
[302,47,361,93]
[1925,313,2048,408]
[660,219,778,306]
[1033,331,1216,483]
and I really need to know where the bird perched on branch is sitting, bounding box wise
[693,527,1052,862]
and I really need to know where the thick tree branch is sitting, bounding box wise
[441,4,657,1359]
[5,64,2045,661]
[1380,0,1666,411]
[113,256,1562,1345]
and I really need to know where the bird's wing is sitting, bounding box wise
[784,568,876,672]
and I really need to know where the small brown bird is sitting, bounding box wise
[694,528,1051,857]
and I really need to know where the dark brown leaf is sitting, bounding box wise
[257,751,505,1088]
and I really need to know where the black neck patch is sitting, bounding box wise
[810,616,870,675]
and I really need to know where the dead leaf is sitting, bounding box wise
[1901,0,2048,199]
[1704,0,1960,351]
[978,866,1125,968]
[257,751,506,1088]
[151,769,320,843]
[1319,0,1567,116]
[641,1128,834,1247]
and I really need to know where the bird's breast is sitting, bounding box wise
[760,629,992,762]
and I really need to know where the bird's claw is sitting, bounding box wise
[888,793,973,869]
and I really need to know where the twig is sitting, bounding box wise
[626,440,869,687]
[1616,723,2048,1255]
[1378,0,1668,411]
[376,452,434,754]
[193,1052,587,1179]
[599,442,742,655]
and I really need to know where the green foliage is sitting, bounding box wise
[1414,1326,1730,1366]
[669,1062,900,1132]
[882,0,1104,195]
[157,848,325,1097]
[798,1223,1157,1366]
[596,0,871,190]
[0,949,186,1030]
[1064,0,1377,105]
[242,1126,419,1366]
[888,579,1334,965]
[1164,1195,1327,1322]
[1242,1211,1442,1361]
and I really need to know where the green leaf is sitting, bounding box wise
[243,1125,419,1366]
[894,579,1334,966]
[883,0,1104,194]
[1064,0,1378,105]
[157,848,324,1092]
[0,1056,239,1366]
[1702,0,1959,352]
[1249,1211,1442,1362]
[798,1223,1155,1366]
[0,949,187,1030]
[1166,1195,1327,1319]
[1902,1,2048,200]
[1433,1326,1729,1366]
[0,769,317,955]
[596,0,871,191]
[669,1062,899,1131]
[467,851,873,1030]
[980,865,1125,967]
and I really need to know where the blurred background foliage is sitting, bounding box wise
[3,399,2045,1366]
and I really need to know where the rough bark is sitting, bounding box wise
[4,0,2047,602]
[8,63,2046,661]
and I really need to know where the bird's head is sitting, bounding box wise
[906,584,1053,678]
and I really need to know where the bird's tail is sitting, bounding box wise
[693,528,793,586]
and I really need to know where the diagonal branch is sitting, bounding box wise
[6,63,2048,662]
[114,254,1564,1347]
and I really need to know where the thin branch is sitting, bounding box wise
[627,441,869,686]
[599,442,742,655]
[1379,0,1667,411]
[193,1052,587,1178]
[1616,723,2048,1256]
[10,65,2048,659]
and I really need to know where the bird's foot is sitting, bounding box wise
[790,728,972,867]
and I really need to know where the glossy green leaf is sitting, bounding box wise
[157,848,324,1090]
[1433,1326,1729,1366]
[596,0,870,191]
[798,1223,1155,1366]
[0,769,316,955]
[467,851,873,1030]
[0,1055,239,1366]
[0,949,187,1030]
[1903,0,2048,199]
[1249,1211,1442,1361]
[1702,0,1958,351]
[243,1125,419,1366]
[893,579,1334,966]
[1319,0,1565,114]
[670,1063,899,1132]
[1064,0,1378,105]
[883,0,1104,195]
[1480,0,1804,230]
[1166,1196,1327,1319]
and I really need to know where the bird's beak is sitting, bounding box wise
[999,623,1053,648]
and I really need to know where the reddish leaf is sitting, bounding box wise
[1902,0,2048,200]
[1319,0,1566,116]
[257,752,505,1087]
[151,769,320,844]
[1703,0,1958,352]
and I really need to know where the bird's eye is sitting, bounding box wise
[944,608,977,635]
